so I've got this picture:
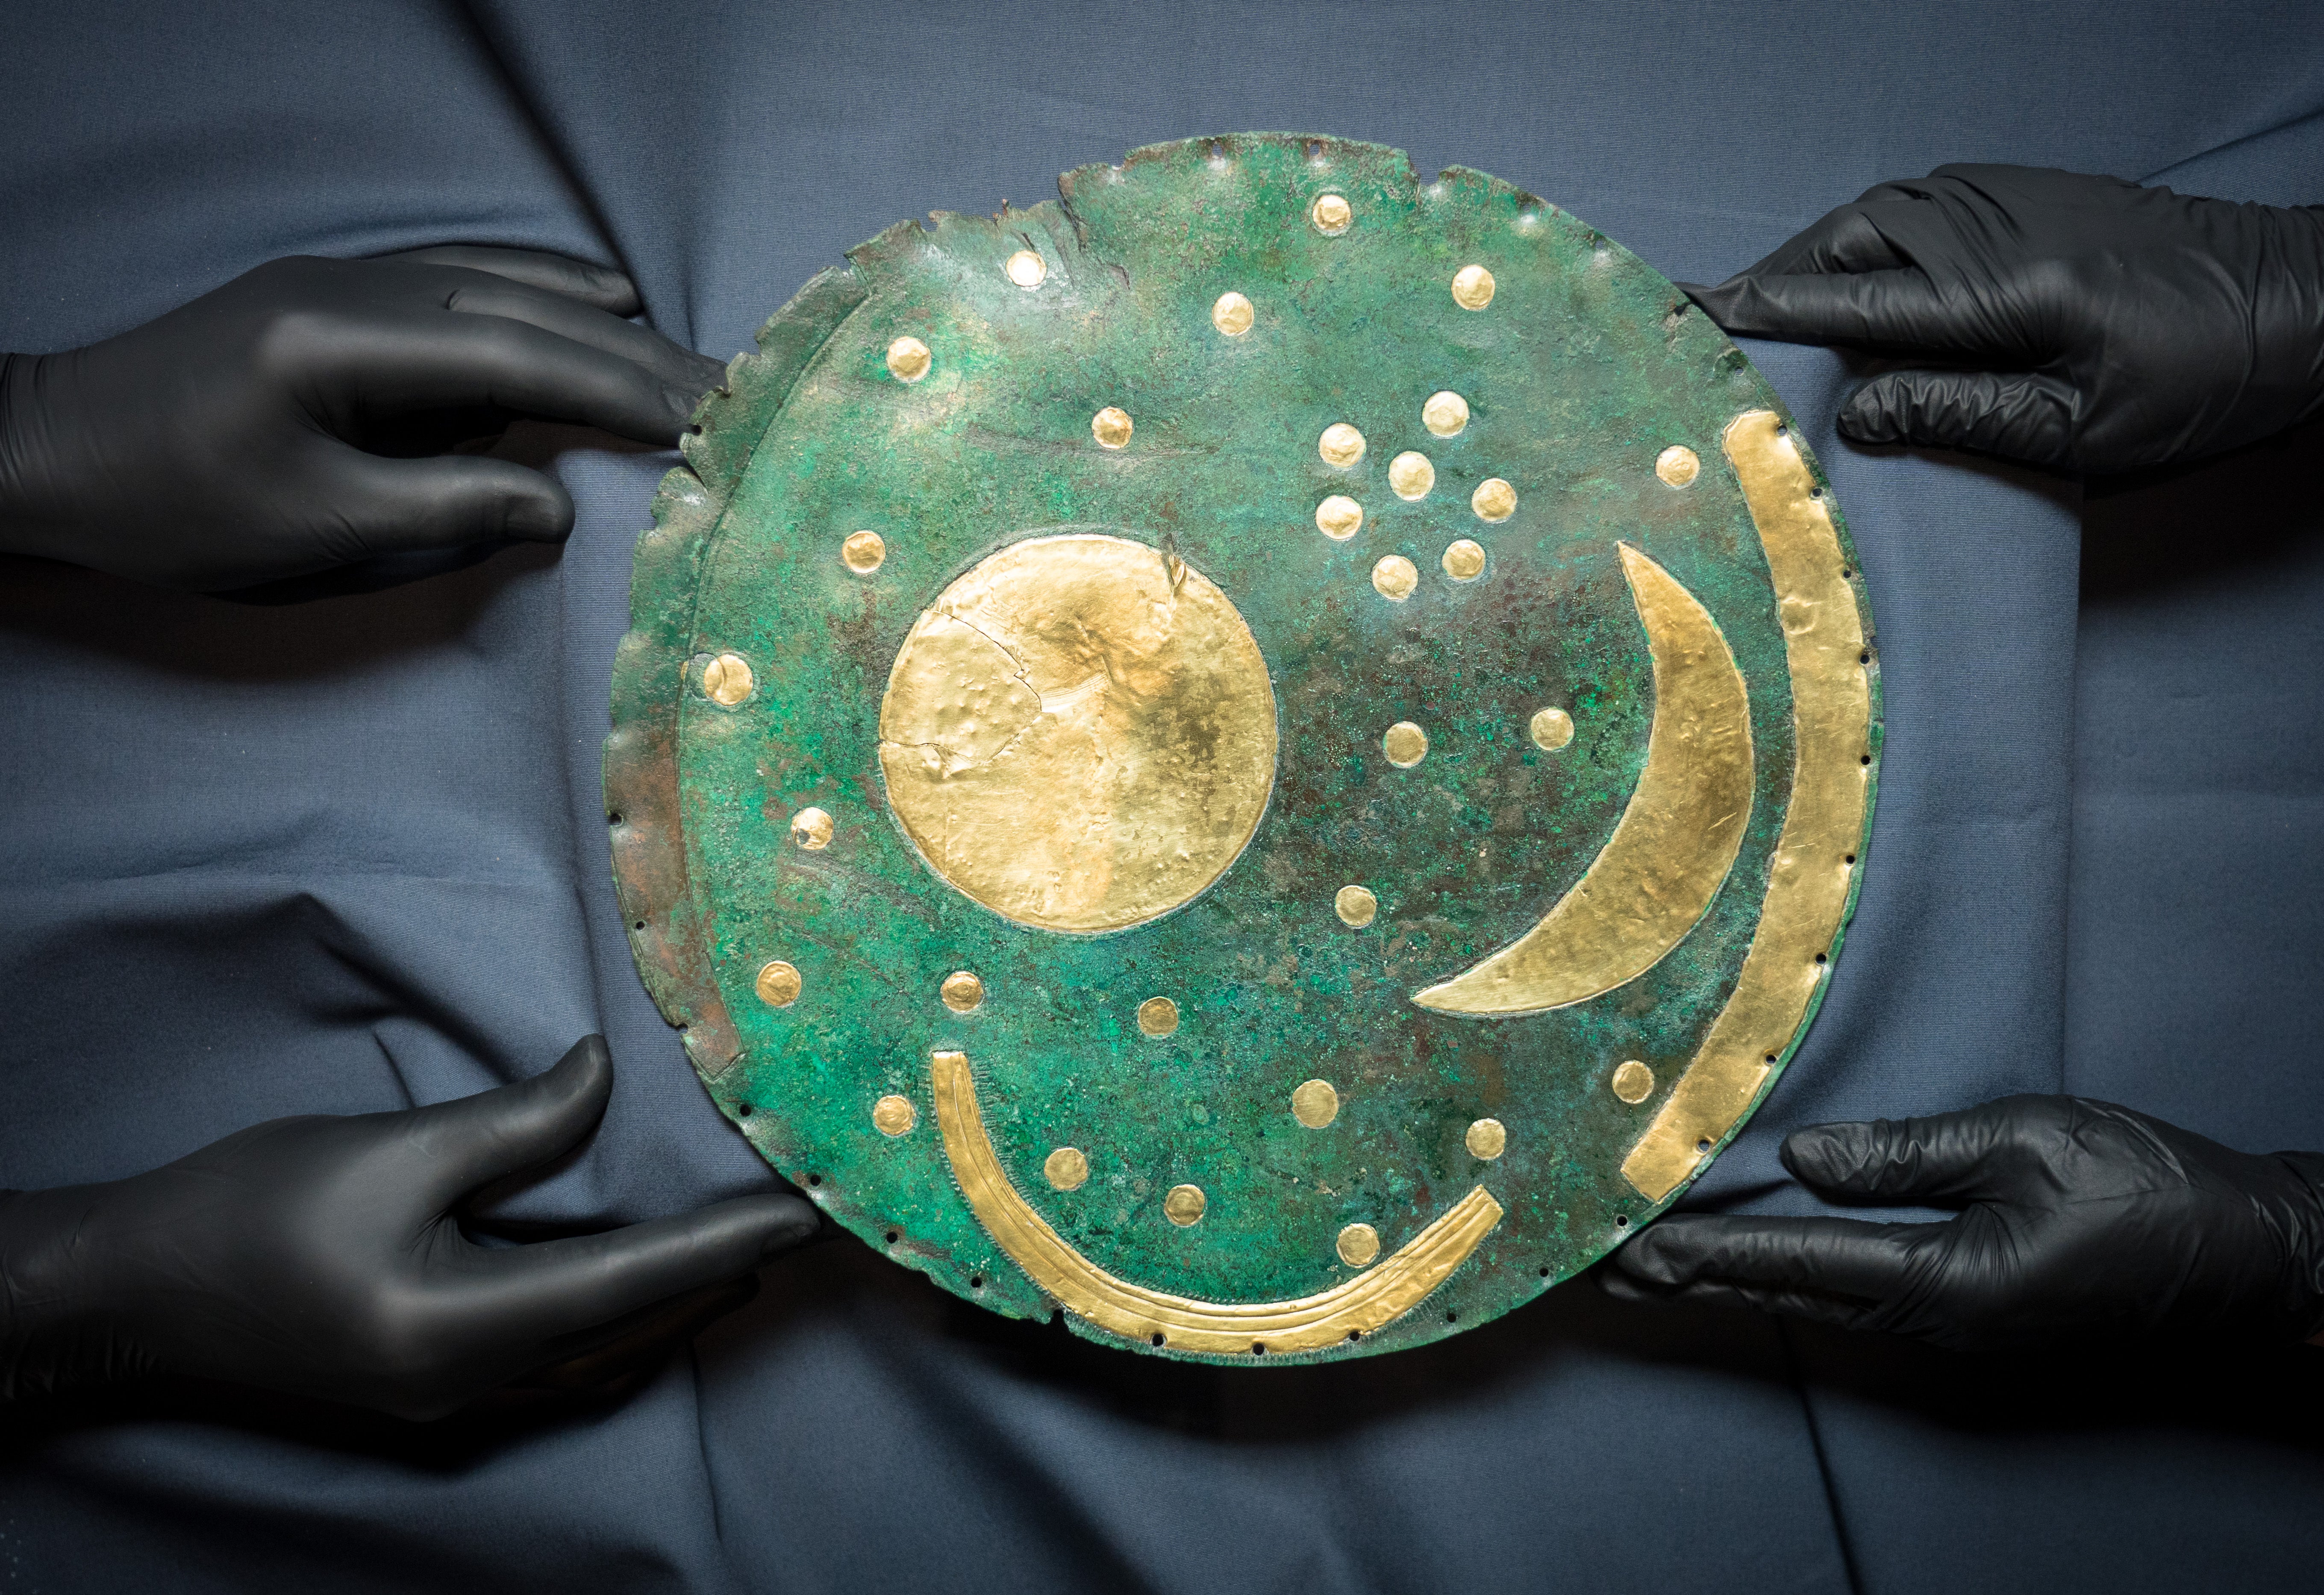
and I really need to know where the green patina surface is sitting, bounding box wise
[608,133,1880,1362]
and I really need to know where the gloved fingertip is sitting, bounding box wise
[541,1034,615,1102]
[758,1196,824,1260]
[662,383,710,432]
[1780,1121,1876,1189]
[1837,381,1909,445]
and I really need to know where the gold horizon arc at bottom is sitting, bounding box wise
[931,1050,1502,1354]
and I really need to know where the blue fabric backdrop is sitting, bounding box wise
[2,2,2320,1589]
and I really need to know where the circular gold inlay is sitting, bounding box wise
[1291,1078,1341,1128]
[1611,1060,1657,1104]
[1044,1146,1089,1190]
[790,807,833,850]
[1383,721,1429,768]
[1212,291,1254,336]
[1656,445,1701,488]
[885,335,931,382]
[1388,451,1435,501]
[1005,249,1047,288]
[940,970,984,1013]
[877,535,1277,934]
[1529,707,1575,751]
[1315,495,1364,540]
[1451,264,1496,310]
[1423,391,1469,438]
[701,652,753,707]
[872,1094,916,1137]
[755,960,801,1008]
[1442,539,1486,581]
[1164,1184,1207,1225]
[1336,1223,1382,1268]
[1471,478,1517,523]
[1465,1117,1507,1160]
[1334,884,1377,927]
[1091,406,1133,449]
[1137,996,1179,1038]
[1318,422,1366,467]
[841,530,886,574]
[1310,193,1353,235]
[1372,555,1418,601]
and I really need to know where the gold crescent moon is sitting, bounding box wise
[930,1050,1503,1354]
[1411,544,1754,1016]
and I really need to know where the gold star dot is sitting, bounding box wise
[1334,885,1377,927]
[1164,1184,1207,1225]
[1292,1079,1340,1128]
[1451,264,1496,310]
[1319,423,1366,467]
[1423,391,1469,438]
[940,971,984,1013]
[872,1094,916,1136]
[1044,1146,1089,1190]
[1465,1118,1507,1159]
[1529,707,1574,751]
[1388,451,1435,501]
[1315,495,1364,540]
[1138,997,1179,1037]
[755,960,801,1008]
[1611,1060,1657,1104]
[1442,539,1486,581]
[1383,721,1428,768]
[1656,445,1701,487]
[1212,291,1254,335]
[841,530,885,574]
[701,652,753,706]
[1311,193,1353,235]
[885,336,931,382]
[1336,1223,1381,1268]
[1005,250,1047,288]
[790,807,833,850]
[1091,406,1133,449]
[1371,555,1418,601]
[1471,478,1517,523]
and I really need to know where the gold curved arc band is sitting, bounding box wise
[1621,410,1873,1201]
[931,1050,1503,1353]
[1413,544,1754,1015]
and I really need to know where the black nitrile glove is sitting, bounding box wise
[0,1037,815,1419]
[1683,165,2324,475]
[1602,1096,2324,1349]
[0,247,725,590]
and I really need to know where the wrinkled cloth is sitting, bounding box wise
[2,2,2321,1590]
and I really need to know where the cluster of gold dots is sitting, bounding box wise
[1441,539,1485,581]
[1424,391,1469,438]
[1318,422,1366,467]
[1388,451,1435,501]
[1315,495,1363,541]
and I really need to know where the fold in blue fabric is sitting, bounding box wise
[2,3,2321,1590]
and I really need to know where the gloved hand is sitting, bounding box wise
[0,1036,815,1419]
[1602,1095,2324,1349]
[1683,164,2324,475]
[0,246,725,590]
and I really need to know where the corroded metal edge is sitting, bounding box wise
[1621,410,1883,1201]
[932,1049,1504,1357]
[604,264,868,1110]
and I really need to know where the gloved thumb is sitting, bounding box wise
[403,1035,615,1208]
[1839,368,2078,469]
[324,450,575,561]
